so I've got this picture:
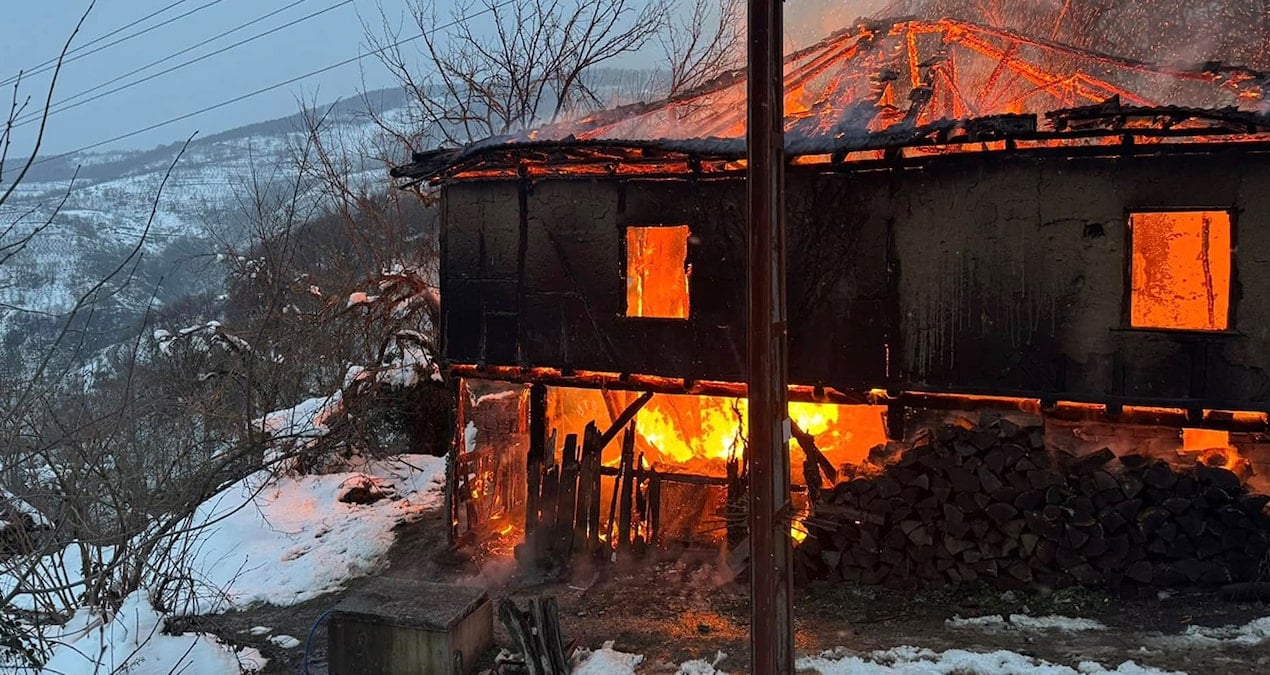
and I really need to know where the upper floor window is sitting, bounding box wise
[625,225,691,319]
[1129,210,1231,331]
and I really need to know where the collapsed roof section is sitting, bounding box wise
[391,16,1270,185]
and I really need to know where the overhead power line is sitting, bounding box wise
[29,0,518,168]
[0,0,229,90]
[14,0,352,128]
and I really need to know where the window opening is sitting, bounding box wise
[625,225,691,319]
[1129,211,1231,331]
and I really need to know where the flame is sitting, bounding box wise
[547,387,887,477]
[1130,211,1231,331]
[626,226,691,319]
[1182,428,1250,474]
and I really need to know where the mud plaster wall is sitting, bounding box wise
[892,148,1270,406]
[440,146,1270,408]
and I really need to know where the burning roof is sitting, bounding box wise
[392,17,1270,184]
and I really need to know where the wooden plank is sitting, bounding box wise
[618,426,636,552]
[790,419,838,484]
[585,425,603,552]
[532,596,569,675]
[556,434,580,559]
[648,469,661,548]
[598,391,654,450]
[574,423,600,550]
[537,465,561,562]
[497,600,544,675]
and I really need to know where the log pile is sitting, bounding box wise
[794,419,1270,590]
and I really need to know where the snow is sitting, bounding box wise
[795,647,1180,675]
[572,641,645,674]
[173,453,446,613]
[1166,616,1270,647]
[248,625,271,636]
[0,454,446,619]
[269,634,301,649]
[947,614,1109,632]
[676,650,729,674]
[40,591,265,675]
[569,645,1179,675]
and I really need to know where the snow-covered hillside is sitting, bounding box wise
[0,87,415,375]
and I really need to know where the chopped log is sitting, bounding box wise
[1068,447,1116,475]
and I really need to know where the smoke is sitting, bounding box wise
[888,1,1269,69]
[785,1,894,49]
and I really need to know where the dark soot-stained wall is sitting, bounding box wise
[440,145,1270,409]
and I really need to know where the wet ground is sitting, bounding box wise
[176,508,1270,674]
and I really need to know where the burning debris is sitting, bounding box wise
[795,418,1270,590]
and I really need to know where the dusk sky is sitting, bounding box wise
[0,0,883,157]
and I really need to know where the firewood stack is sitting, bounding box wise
[794,419,1270,590]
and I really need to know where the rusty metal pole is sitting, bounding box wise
[746,0,793,673]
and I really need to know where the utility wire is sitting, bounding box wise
[0,0,229,90]
[13,0,352,128]
[29,0,517,168]
[0,0,195,88]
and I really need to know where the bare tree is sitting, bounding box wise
[367,0,670,150]
[660,0,743,97]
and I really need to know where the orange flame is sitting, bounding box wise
[546,387,887,478]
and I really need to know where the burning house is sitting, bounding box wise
[392,18,1270,589]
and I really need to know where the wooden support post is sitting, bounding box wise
[746,0,793,669]
[445,376,465,545]
[526,383,547,537]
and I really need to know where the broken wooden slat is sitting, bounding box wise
[597,391,654,451]
[584,425,603,553]
[498,599,544,675]
[537,465,561,562]
[531,596,569,674]
[574,423,600,550]
[618,426,636,552]
[648,468,661,548]
[556,434,581,559]
[790,418,838,484]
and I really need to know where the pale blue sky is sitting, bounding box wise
[0,0,881,157]
[0,0,435,155]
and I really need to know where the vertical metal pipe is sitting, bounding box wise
[746,0,793,672]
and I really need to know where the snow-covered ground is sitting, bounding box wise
[3,453,445,674]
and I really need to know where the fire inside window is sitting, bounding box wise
[625,225,691,319]
[1129,211,1232,331]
